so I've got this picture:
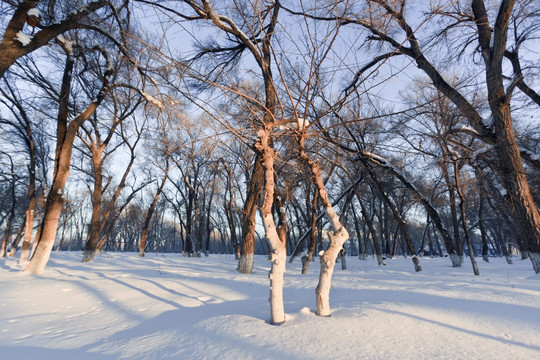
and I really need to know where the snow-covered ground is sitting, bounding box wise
[1,253,539,360]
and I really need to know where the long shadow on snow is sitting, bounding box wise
[71,273,305,360]
[327,287,540,353]
[78,305,307,360]
[379,306,540,353]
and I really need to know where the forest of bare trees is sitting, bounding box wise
[1,0,540,322]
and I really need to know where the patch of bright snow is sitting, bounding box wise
[15,31,32,46]
[27,8,41,17]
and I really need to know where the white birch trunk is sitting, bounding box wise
[262,213,286,324]
[300,148,349,317]
[255,129,286,325]
[316,226,349,316]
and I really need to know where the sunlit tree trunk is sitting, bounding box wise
[299,143,349,317]
[24,51,112,274]
[255,129,286,324]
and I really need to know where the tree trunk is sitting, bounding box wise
[477,181,490,262]
[83,152,104,262]
[340,248,347,270]
[497,215,513,265]
[24,55,74,274]
[225,199,240,260]
[24,188,66,273]
[204,180,216,256]
[255,129,286,325]
[0,221,11,257]
[441,162,463,265]
[140,161,169,257]
[1,205,15,257]
[237,155,264,273]
[18,117,37,264]
[8,223,24,257]
[18,204,34,265]
[470,0,540,273]
[274,193,288,248]
[302,189,318,274]
[299,145,349,317]
[360,200,385,265]
[351,206,365,260]
[419,216,430,257]
[454,162,479,275]
[492,116,540,271]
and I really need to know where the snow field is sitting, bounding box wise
[0,253,539,359]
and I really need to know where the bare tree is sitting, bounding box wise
[354,0,540,271]
[139,158,169,257]
[0,152,20,257]
[298,132,349,317]
[0,75,42,265]
[24,40,116,273]
[77,96,144,261]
